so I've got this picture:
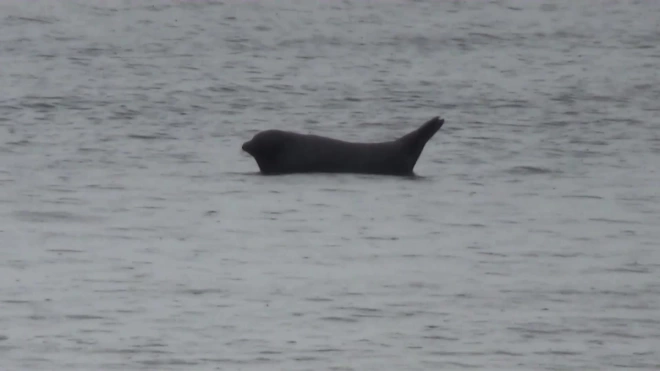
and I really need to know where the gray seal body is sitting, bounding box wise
[242,116,445,176]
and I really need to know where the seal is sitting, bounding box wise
[242,116,445,176]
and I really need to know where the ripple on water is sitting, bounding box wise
[506,166,559,175]
[12,210,105,223]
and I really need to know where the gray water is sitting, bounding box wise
[1,0,659,370]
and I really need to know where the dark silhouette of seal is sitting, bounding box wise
[242,116,445,176]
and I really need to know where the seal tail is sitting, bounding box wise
[398,116,444,161]
[395,116,444,173]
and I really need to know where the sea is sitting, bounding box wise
[1,0,659,370]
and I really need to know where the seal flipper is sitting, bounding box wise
[397,116,445,172]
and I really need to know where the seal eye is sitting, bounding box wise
[251,131,285,157]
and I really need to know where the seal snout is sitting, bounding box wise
[242,141,252,153]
